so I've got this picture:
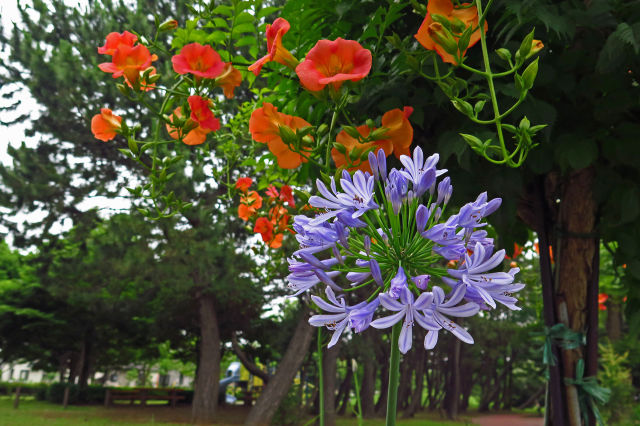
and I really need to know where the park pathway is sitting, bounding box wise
[471,414,544,426]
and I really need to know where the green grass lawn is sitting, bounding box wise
[0,397,477,425]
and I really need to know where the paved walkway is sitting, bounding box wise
[471,414,544,426]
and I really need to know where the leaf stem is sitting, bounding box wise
[475,0,509,165]
[317,328,325,426]
[386,322,401,426]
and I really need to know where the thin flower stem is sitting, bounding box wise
[352,362,363,426]
[325,109,339,173]
[386,322,401,426]
[367,287,382,302]
[475,0,509,165]
[317,328,325,426]
[344,279,376,292]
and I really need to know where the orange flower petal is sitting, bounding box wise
[216,63,242,98]
[172,43,225,79]
[414,0,487,65]
[91,108,122,142]
[296,38,372,91]
[166,107,211,146]
[381,107,414,159]
[98,31,138,55]
[236,177,253,192]
[249,103,311,169]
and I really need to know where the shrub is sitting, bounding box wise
[45,382,106,404]
[0,382,47,396]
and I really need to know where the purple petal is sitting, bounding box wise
[378,293,405,311]
[440,283,466,308]
[398,318,413,354]
[438,302,479,317]
[370,310,405,329]
[424,330,439,349]
[327,318,349,347]
[309,313,347,327]
[311,294,343,313]
[414,292,434,310]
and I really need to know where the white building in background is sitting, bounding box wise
[0,362,193,388]
[0,362,51,383]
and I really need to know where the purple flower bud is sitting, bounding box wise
[368,151,379,181]
[299,252,329,270]
[416,204,428,232]
[411,274,431,290]
[363,235,371,255]
[346,271,371,284]
[417,168,436,198]
[437,177,452,205]
[389,266,407,299]
[484,197,502,216]
[377,149,387,181]
[332,245,344,264]
[370,258,384,287]
[315,269,343,292]
[332,221,351,251]
[433,206,442,222]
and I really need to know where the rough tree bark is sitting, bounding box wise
[78,327,94,388]
[360,334,377,418]
[445,338,461,419]
[192,293,222,424]
[404,347,425,418]
[605,300,623,341]
[336,358,353,415]
[322,343,340,426]
[244,306,314,426]
[555,167,597,426]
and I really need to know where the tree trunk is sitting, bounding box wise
[244,306,314,426]
[336,361,353,415]
[375,361,389,416]
[231,333,270,384]
[605,299,623,341]
[192,293,222,424]
[555,167,597,426]
[78,327,94,388]
[360,335,377,418]
[322,343,340,426]
[67,351,80,385]
[396,353,411,412]
[445,338,461,419]
[520,176,568,426]
[404,347,425,418]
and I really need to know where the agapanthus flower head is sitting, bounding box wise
[249,18,299,76]
[296,38,372,91]
[172,42,225,79]
[288,146,523,353]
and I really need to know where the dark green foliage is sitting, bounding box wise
[0,382,48,397]
[44,383,106,404]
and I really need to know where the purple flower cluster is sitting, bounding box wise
[287,147,524,354]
